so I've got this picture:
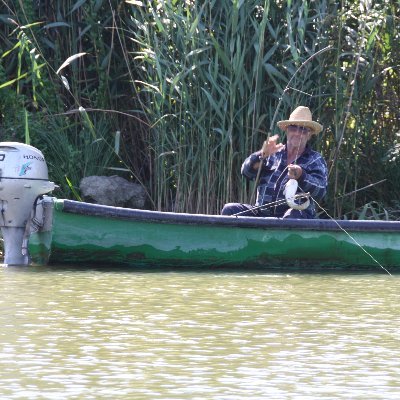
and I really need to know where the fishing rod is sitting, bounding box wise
[250,45,334,204]
[268,46,333,134]
[336,179,386,199]
[233,193,311,217]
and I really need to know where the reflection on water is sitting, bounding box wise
[0,266,399,399]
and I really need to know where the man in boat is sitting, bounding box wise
[222,106,328,218]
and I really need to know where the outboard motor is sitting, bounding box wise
[0,142,55,265]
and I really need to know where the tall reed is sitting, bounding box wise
[122,0,399,216]
[324,0,400,217]
[124,0,333,213]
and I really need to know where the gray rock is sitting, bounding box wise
[79,176,146,208]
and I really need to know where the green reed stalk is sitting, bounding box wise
[328,0,397,218]
[125,0,335,213]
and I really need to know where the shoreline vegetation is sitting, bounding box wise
[0,0,399,219]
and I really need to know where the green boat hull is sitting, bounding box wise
[28,199,400,271]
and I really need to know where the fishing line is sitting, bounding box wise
[268,78,317,213]
[273,164,292,215]
[272,122,307,214]
[286,87,313,96]
[312,197,392,276]
[234,189,391,275]
[254,135,306,216]
[277,84,389,273]
[250,45,334,204]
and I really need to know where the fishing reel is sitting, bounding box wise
[284,179,310,210]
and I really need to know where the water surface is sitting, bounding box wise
[0,266,399,399]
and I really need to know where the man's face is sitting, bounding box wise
[286,125,311,148]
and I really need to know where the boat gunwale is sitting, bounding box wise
[57,199,400,233]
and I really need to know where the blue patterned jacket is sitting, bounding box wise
[241,145,328,217]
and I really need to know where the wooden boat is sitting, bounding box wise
[25,197,400,272]
[0,141,398,272]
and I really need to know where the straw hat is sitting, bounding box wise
[277,106,323,134]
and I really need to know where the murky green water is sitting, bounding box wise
[0,266,399,399]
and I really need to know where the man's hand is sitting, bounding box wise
[261,134,284,158]
[288,164,303,180]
